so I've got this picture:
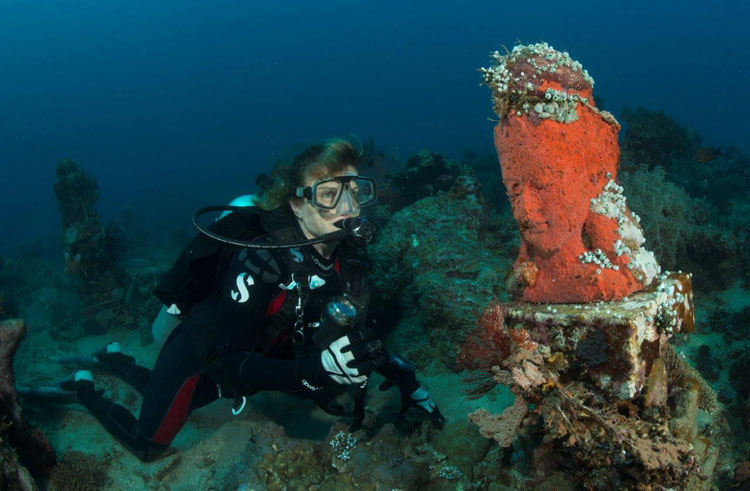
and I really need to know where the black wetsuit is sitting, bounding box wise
[75,221,412,462]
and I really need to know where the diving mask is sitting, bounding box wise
[295,176,377,214]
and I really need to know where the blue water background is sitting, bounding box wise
[0,0,747,255]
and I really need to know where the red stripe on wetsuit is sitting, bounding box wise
[151,373,201,445]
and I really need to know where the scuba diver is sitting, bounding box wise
[17,138,443,462]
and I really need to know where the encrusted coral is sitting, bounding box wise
[48,450,111,491]
[52,158,136,332]
[457,278,728,488]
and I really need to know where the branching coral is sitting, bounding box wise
[619,164,700,269]
[457,302,514,398]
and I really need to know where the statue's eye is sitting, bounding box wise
[508,181,521,196]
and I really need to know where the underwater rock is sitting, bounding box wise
[389,150,461,208]
[482,42,660,303]
[503,272,694,399]
[0,319,56,487]
[369,173,513,369]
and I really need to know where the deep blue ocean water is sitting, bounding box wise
[1,0,747,255]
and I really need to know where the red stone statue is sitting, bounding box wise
[482,43,660,302]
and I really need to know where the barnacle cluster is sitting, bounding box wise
[652,273,691,334]
[587,173,660,285]
[479,41,594,120]
[329,430,357,462]
[437,464,463,480]
[531,88,582,123]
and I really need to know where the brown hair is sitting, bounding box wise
[256,138,361,212]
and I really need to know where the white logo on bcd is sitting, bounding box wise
[231,272,255,303]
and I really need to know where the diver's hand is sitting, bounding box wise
[380,380,445,429]
[318,329,384,387]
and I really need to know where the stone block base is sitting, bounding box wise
[502,271,694,399]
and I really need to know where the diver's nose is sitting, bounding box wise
[335,187,356,215]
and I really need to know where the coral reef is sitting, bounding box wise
[0,319,56,488]
[244,420,470,490]
[482,42,659,302]
[48,450,111,491]
[369,173,514,369]
[620,106,700,168]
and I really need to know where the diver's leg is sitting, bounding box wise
[96,345,152,396]
[74,384,169,462]
[92,324,189,396]
[133,329,217,452]
[67,330,216,462]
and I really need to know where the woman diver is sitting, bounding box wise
[18,138,443,462]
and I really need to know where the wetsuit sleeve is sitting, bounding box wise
[213,248,328,393]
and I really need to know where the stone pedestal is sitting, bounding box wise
[502,271,694,399]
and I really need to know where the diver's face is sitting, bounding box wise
[292,166,361,239]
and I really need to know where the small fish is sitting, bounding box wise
[692,146,721,163]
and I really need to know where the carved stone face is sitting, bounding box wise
[502,161,593,255]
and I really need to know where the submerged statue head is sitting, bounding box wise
[482,42,660,302]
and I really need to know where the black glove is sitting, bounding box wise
[299,328,385,390]
[378,353,445,429]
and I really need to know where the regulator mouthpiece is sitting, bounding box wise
[333,217,376,246]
